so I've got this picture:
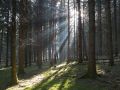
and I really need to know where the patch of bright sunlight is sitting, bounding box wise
[48,79,72,90]
[49,83,61,90]
[97,69,105,75]
[96,65,106,75]
[56,61,76,68]
[43,63,66,78]
[0,67,10,71]
[48,70,57,74]
[64,79,72,89]
[69,61,77,65]
[41,69,53,78]
[57,62,67,68]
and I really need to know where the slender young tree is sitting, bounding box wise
[6,11,10,67]
[0,30,3,64]
[67,0,70,63]
[82,1,88,61]
[73,0,76,59]
[118,0,120,53]
[113,0,118,57]
[11,0,18,85]
[87,0,97,78]
[97,0,102,56]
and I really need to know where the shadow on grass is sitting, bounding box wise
[0,67,11,89]
[1,62,116,90]
[29,63,82,90]
[20,62,68,80]
[31,64,69,90]
[1,62,66,90]
[19,65,49,79]
[28,63,110,90]
[0,64,50,90]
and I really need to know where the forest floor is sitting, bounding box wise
[1,61,120,90]
[24,61,120,90]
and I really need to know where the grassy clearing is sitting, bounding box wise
[25,62,110,90]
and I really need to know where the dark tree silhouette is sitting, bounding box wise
[11,0,18,85]
[87,0,97,78]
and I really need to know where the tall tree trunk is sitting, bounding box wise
[37,32,42,68]
[28,1,33,66]
[118,0,120,54]
[87,0,97,78]
[73,0,76,59]
[6,27,10,67]
[48,21,52,66]
[82,1,88,61]
[5,2,10,67]
[97,0,102,56]
[113,0,118,57]
[77,0,83,63]
[11,0,18,85]
[0,30,3,64]
[67,0,70,63]
[105,0,114,66]
[18,0,28,74]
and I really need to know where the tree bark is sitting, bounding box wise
[18,0,28,74]
[105,0,114,66]
[87,0,97,78]
[11,0,18,85]
[67,0,70,63]
[97,0,102,56]
[113,0,118,57]
[77,0,83,63]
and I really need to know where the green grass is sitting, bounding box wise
[25,62,108,90]
[2,62,119,90]
[0,67,11,89]
[0,64,49,89]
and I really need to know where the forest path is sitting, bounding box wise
[6,62,67,90]
[7,68,45,90]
